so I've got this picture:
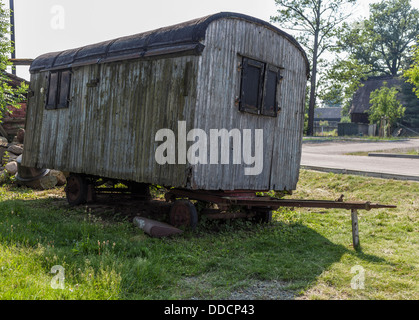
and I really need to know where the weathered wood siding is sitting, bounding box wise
[23,56,200,187]
[191,18,307,191]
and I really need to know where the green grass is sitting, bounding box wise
[290,170,418,299]
[0,171,417,300]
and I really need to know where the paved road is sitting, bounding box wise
[301,139,419,181]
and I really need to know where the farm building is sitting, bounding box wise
[313,107,342,134]
[349,75,419,135]
[22,12,309,200]
[350,75,402,124]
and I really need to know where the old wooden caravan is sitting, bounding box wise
[23,12,309,205]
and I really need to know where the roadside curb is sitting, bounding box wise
[302,138,411,144]
[301,165,419,182]
[368,153,419,159]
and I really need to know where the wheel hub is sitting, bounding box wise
[170,202,191,227]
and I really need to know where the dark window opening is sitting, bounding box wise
[46,70,72,109]
[239,57,281,117]
[46,72,58,109]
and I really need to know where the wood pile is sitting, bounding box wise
[1,128,67,189]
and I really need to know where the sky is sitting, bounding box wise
[4,0,419,80]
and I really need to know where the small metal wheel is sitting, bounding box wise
[169,200,198,229]
[257,210,273,223]
[65,174,88,206]
[250,207,273,224]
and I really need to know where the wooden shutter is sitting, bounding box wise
[240,58,265,114]
[46,70,71,109]
[58,70,71,108]
[46,72,59,109]
[262,66,280,117]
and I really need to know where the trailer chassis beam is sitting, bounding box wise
[166,188,396,249]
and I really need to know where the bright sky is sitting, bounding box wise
[4,0,419,80]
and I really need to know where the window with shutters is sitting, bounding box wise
[46,70,72,109]
[239,57,281,117]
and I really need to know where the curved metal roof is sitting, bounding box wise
[30,12,310,76]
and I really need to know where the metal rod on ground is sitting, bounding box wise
[204,212,255,220]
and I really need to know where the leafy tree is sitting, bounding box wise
[324,0,419,119]
[368,82,405,136]
[0,2,27,123]
[320,57,370,115]
[271,0,357,136]
[319,84,344,108]
[400,80,419,128]
[404,39,419,98]
[402,39,419,128]
[338,0,419,76]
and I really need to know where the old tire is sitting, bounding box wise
[169,200,198,230]
[65,174,88,206]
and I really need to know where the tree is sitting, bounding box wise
[402,39,419,127]
[271,0,357,136]
[319,84,344,108]
[400,80,419,128]
[404,39,419,98]
[323,0,419,120]
[320,57,370,116]
[368,82,405,136]
[0,2,27,123]
[338,0,419,76]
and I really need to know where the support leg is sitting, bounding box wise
[351,209,360,249]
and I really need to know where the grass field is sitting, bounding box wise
[0,170,417,300]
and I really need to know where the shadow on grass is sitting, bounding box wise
[0,197,393,299]
[168,218,392,299]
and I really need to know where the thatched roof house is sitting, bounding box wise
[350,75,402,124]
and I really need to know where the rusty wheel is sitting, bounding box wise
[169,200,198,229]
[258,210,273,223]
[65,174,88,206]
[249,207,273,224]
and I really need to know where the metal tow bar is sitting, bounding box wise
[244,198,396,250]
[167,189,397,249]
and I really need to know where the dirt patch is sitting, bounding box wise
[182,276,298,300]
[227,280,297,300]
